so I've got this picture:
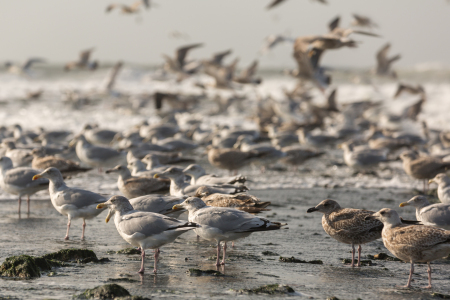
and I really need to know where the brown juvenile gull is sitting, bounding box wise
[429,173,450,204]
[195,187,270,214]
[207,147,261,174]
[33,168,107,240]
[31,148,91,177]
[0,156,49,214]
[400,150,450,191]
[182,164,246,185]
[154,167,247,197]
[97,196,197,274]
[367,208,450,288]
[106,165,169,198]
[172,197,286,266]
[307,199,383,267]
[400,195,450,230]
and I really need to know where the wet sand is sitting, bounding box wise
[1,187,449,299]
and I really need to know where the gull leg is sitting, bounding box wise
[424,262,432,289]
[27,195,30,215]
[81,218,86,240]
[220,242,227,265]
[357,245,362,267]
[18,196,22,215]
[351,244,355,268]
[197,235,200,242]
[403,262,414,288]
[215,241,221,267]
[65,217,71,240]
[232,241,235,248]
[153,249,159,273]
[138,248,145,274]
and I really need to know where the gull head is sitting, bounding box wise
[307,199,341,214]
[399,195,430,209]
[194,186,214,198]
[399,150,418,162]
[105,165,128,175]
[68,134,87,148]
[33,167,63,181]
[142,154,161,167]
[365,208,401,226]
[96,195,133,223]
[429,173,450,186]
[0,156,13,170]
[173,197,207,212]
[154,167,184,180]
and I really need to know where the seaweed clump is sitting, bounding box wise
[279,256,323,264]
[234,284,295,295]
[74,283,150,299]
[186,269,222,276]
[0,255,41,278]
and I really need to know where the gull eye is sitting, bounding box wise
[380,211,385,215]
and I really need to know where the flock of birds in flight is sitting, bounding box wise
[2,0,450,292]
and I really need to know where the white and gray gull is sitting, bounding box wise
[400,195,450,230]
[172,197,286,266]
[33,167,107,240]
[429,173,450,204]
[0,156,49,215]
[97,195,198,274]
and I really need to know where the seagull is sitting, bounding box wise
[32,168,107,240]
[234,60,262,85]
[400,151,450,191]
[375,43,401,78]
[162,43,203,74]
[154,167,247,197]
[367,208,450,288]
[70,134,126,170]
[172,197,286,266]
[307,199,383,267]
[106,0,149,14]
[64,48,98,71]
[351,14,378,28]
[5,58,46,75]
[260,34,295,54]
[106,165,169,198]
[207,147,262,174]
[129,194,185,218]
[429,173,450,204]
[31,148,91,177]
[393,83,425,99]
[195,187,271,214]
[400,195,450,229]
[82,124,118,146]
[339,142,389,171]
[0,156,49,215]
[97,195,197,273]
[182,164,246,186]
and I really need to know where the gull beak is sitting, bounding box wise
[428,179,434,184]
[172,204,183,210]
[32,174,42,181]
[154,174,160,178]
[399,202,409,208]
[96,203,107,209]
[337,144,342,149]
[105,209,113,223]
[306,207,318,213]
[68,140,76,148]
[105,168,114,174]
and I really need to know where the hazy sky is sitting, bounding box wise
[1,1,449,69]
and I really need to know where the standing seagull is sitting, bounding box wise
[97,195,197,274]
[0,156,49,215]
[399,195,450,229]
[429,173,450,204]
[367,208,450,288]
[307,199,383,267]
[33,168,107,240]
[172,197,286,266]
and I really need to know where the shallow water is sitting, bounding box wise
[1,187,449,300]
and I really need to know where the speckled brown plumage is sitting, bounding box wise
[197,191,271,214]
